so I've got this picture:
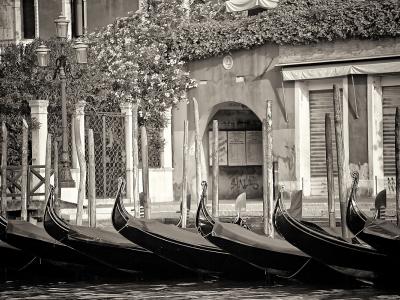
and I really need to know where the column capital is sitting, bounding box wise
[29,99,49,113]
[120,102,133,115]
[75,100,86,116]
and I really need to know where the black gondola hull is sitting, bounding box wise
[117,221,261,278]
[207,234,307,277]
[274,198,396,280]
[112,182,263,279]
[347,193,400,257]
[195,183,357,284]
[44,183,188,277]
[65,234,185,276]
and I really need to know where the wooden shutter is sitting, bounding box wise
[383,86,400,176]
[309,90,338,195]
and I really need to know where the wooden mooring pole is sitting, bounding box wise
[88,129,96,228]
[75,117,86,226]
[193,98,202,205]
[212,120,219,219]
[395,107,400,226]
[141,126,150,219]
[45,134,52,211]
[132,104,140,217]
[181,120,188,228]
[263,100,274,237]
[333,85,349,238]
[273,161,279,200]
[53,140,59,215]
[325,113,335,229]
[21,119,28,221]
[1,122,7,216]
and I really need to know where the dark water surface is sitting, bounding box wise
[1,280,400,299]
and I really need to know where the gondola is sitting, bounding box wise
[112,180,264,279]
[274,187,398,282]
[0,216,35,273]
[0,214,95,280]
[347,173,400,257]
[44,184,187,278]
[196,182,358,284]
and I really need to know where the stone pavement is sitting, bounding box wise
[60,194,396,227]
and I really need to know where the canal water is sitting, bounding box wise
[1,280,400,299]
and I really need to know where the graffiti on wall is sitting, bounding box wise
[273,144,296,180]
[210,166,263,199]
[230,174,260,193]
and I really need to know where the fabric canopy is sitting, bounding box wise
[281,58,400,81]
[225,0,279,12]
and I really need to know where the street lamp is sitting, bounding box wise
[35,14,88,188]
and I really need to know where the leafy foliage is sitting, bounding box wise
[89,2,197,127]
[0,39,104,164]
[173,0,400,60]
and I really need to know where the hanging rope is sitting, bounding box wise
[17,256,38,272]
[276,257,312,279]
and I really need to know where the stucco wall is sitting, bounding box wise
[87,0,138,32]
[38,0,61,39]
[0,0,18,42]
[173,44,296,201]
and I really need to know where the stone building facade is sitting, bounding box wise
[174,37,400,203]
[2,0,400,206]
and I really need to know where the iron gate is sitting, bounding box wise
[85,112,126,198]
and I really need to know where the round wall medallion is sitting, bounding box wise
[222,55,233,70]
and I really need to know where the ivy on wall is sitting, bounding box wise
[173,0,400,60]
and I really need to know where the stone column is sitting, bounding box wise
[29,100,49,166]
[120,102,134,202]
[61,100,85,205]
[34,0,39,38]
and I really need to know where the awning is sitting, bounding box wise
[281,58,400,81]
[225,0,279,12]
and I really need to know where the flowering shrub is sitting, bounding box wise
[89,3,197,127]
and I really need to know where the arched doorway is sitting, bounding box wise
[204,102,263,200]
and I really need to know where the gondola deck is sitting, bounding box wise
[112,181,263,279]
[195,182,359,283]
[274,192,398,281]
[44,185,185,276]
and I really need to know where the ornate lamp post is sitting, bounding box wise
[35,15,88,188]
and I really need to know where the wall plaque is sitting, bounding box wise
[222,55,233,70]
